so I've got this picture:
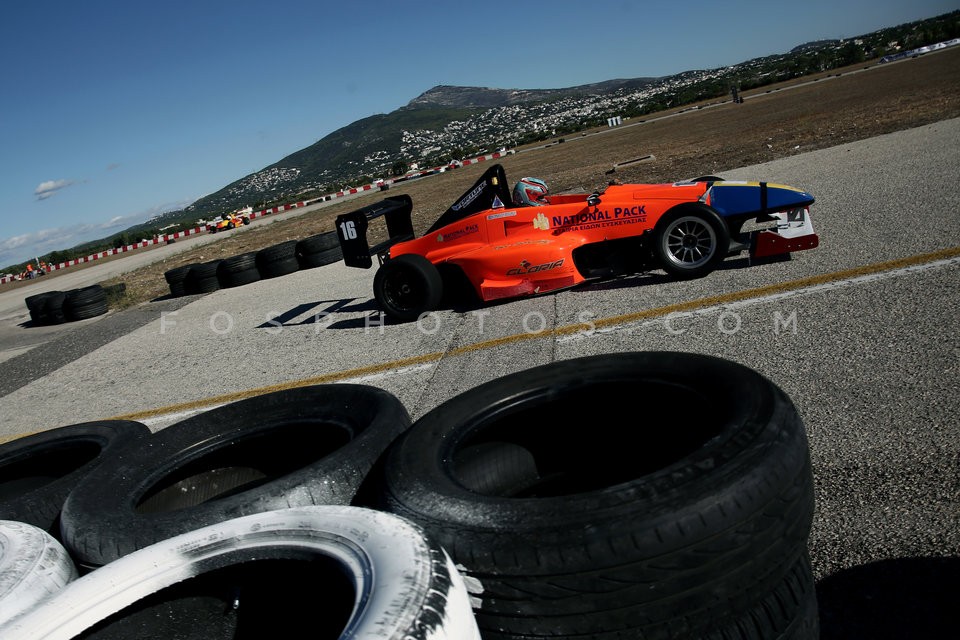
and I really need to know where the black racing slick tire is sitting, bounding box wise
[366,352,816,639]
[0,520,78,627]
[4,507,481,640]
[59,385,412,569]
[653,203,730,279]
[0,421,151,535]
[373,254,444,323]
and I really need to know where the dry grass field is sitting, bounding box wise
[85,46,960,306]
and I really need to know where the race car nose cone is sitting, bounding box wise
[708,182,815,216]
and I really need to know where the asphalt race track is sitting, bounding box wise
[1,118,958,638]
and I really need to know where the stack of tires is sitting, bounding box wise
[0,387,480,639]
[62,286,108,321]
[360,352,819,639]
[0,353,819,639]
[160,228,344,299]
[183,260,222,295]
[216,252,260,288]
[256,240,300,279]
[163,265,193,297]
[295,231,342,269]
[24,291,66,325]
[24,285,110,326]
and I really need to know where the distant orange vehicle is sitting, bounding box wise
[206,213,250,233]
[336,164,817,321]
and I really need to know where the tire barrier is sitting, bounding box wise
[24,291,66,326]
[24,285,111,326]
[216,252,260,288]
[162,228,342,298]
[0,353,818,638]
[256,239,300,279]
[62,285,108,322]
[0,520,78,628]
[0,421,151,535]
[2,507,481,640]
[163,264,194,297]
[360,352,817,639]
[59,384,412,569]
[296,231,343,269]
[183,260,222,294]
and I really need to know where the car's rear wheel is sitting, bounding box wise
[373,254,443,323]
[654,205,729,279]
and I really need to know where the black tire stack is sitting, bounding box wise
[296,232,342,269]
[183,261,222,294]
[24,286,110,325]
[163,265,193,297]
[24,291,67,325]
[217,252,260,288]
[63,286,108,321]
[256,240,300,279]
[160,227,342,299]
[0,353,819,639]
[360,352,820,639]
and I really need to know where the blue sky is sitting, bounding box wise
[1,0,955,268]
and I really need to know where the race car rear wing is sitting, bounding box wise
[335,195,414,269]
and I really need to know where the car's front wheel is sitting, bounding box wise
[654,205,729,279]
[373,254,443,322]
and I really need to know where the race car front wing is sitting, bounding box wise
[749,207,819,258]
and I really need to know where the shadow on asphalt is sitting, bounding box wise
[816,556,957,639]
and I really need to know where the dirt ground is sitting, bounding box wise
[44,47,960,307]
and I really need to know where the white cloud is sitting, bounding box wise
[1,214,147,267]
[0,199,194,268]
[34,179,76,200]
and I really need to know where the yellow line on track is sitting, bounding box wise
[108,246,960,423]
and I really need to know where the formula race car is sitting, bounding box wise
[336,164,817,322]
[206,213,250,233]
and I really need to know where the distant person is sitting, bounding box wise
[512,177,550,207]
[26,263,35,279]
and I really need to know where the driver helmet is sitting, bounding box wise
[512,177,549,206]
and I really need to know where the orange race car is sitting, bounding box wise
[336,164,817,322]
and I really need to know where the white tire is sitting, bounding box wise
[0,521,78,627]
[2,506,480,640]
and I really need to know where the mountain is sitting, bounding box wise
[161,10,959,221]
[182,10,959,217]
